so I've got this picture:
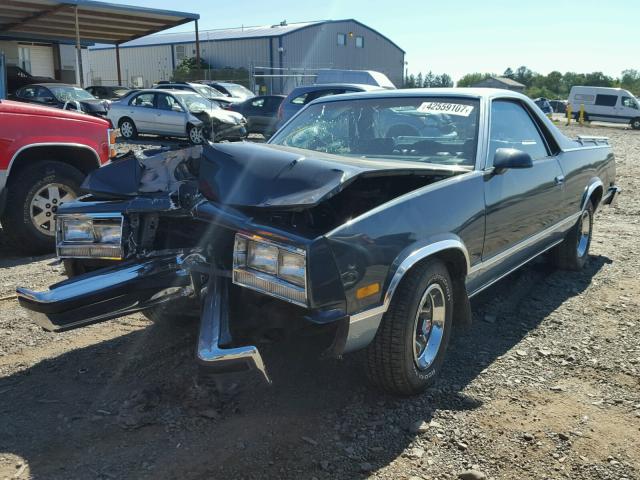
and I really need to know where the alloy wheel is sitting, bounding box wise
[189,126,204,144]
[576,209,591,258]
[29,183,77,236]
[120,121,133,138]
[412,283,446,371]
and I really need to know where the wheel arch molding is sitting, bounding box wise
[383,235,471,311]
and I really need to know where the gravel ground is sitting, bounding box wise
[0,124,638,480]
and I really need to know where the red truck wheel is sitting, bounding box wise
[1,161,84,254]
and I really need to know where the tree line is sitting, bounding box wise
[404,66,640,98]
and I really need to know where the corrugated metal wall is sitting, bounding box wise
[84,45,172,87]
[281,21,404,89]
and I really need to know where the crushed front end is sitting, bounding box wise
[16,142,457,380]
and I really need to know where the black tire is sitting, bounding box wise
[550,202,594,271]
[365,259,454,396]
[631,118,640,130]
[1,161,84,254]
[119,117,137,139]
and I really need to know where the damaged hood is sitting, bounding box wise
[82,142,462,209]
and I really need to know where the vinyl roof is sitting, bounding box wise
[0,0,199,45]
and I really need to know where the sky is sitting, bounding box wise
[109,0,638,82]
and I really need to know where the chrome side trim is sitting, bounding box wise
[468,212,581,276]
[342,305,386,354]
[7,142,101,177]
[468,238,564,298]
[582,179,604,210]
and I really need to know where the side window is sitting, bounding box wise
[291,93,308,105]
[622,96,639,110]
[251,98,265,108]
[489,100,549,162]
[130,93,155,108]
[355,36,364,48]
[337,33,346,46]
[156,93,182,111]
[594,94,618,107]
[18,86,37,98]
[304,89,348,105]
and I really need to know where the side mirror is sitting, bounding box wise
[493,148,533,174]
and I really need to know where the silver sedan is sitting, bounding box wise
[108,89,247,143]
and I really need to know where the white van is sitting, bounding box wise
[568,86,640,129]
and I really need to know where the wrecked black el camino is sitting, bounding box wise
[17,89,620,395]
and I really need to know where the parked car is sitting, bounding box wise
[568,86,640,129]
[6,65,60,95]
[86,85,131,100]
[198,81,255,101]
[277,83,383,127]
[534,97,553,115]
[154,82,236,107]
[13,83,110,119]
[0,99,115,253]
[226,95,285,137]
[16,89,619,396]
[108,89,247,143]
[548,99,567,114]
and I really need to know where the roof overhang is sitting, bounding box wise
[0,0,199,45]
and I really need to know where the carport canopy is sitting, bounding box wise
[0,0,200,85]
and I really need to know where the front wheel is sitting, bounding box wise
[631,118,640,130]
[365,259,453,396]
[550,202,594,270]
[119,118,137,139]
[1,161,84,254]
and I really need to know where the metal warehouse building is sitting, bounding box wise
[83,19,405,93]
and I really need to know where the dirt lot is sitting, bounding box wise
[1,124,639,480]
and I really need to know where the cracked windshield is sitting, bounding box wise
[271,97,479,165]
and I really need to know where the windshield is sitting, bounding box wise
[179,92,219,110]
[50,86,95,101]
[270,96,480,166]
[221,83,254,99]
[193,84,225,98]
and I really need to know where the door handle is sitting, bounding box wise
[555,175,565,185]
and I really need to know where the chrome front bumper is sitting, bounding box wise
[17,256,192,332]
[16,255,269,379]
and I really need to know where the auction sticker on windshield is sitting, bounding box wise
[417,102,474,116]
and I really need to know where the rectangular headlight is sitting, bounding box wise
[233,233,307,306]
[247,241,278,275]
[278,250,305,288]
[56,214,124,259]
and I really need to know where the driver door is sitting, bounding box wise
[481,99,565,276]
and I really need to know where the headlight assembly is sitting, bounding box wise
[233,233,307,306]
[56,214,124,259]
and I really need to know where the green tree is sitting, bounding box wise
[433,73,453,88]
[503,67,515,79]
[620,69,640,95]
[423,71,435,87]
[514,66,534,87]
[172,56,210,81]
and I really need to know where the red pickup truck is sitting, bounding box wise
[0,99,115,253]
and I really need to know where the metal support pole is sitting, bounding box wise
[74,6,84,87]
[115,43,122,85]
[195,19,201,77]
